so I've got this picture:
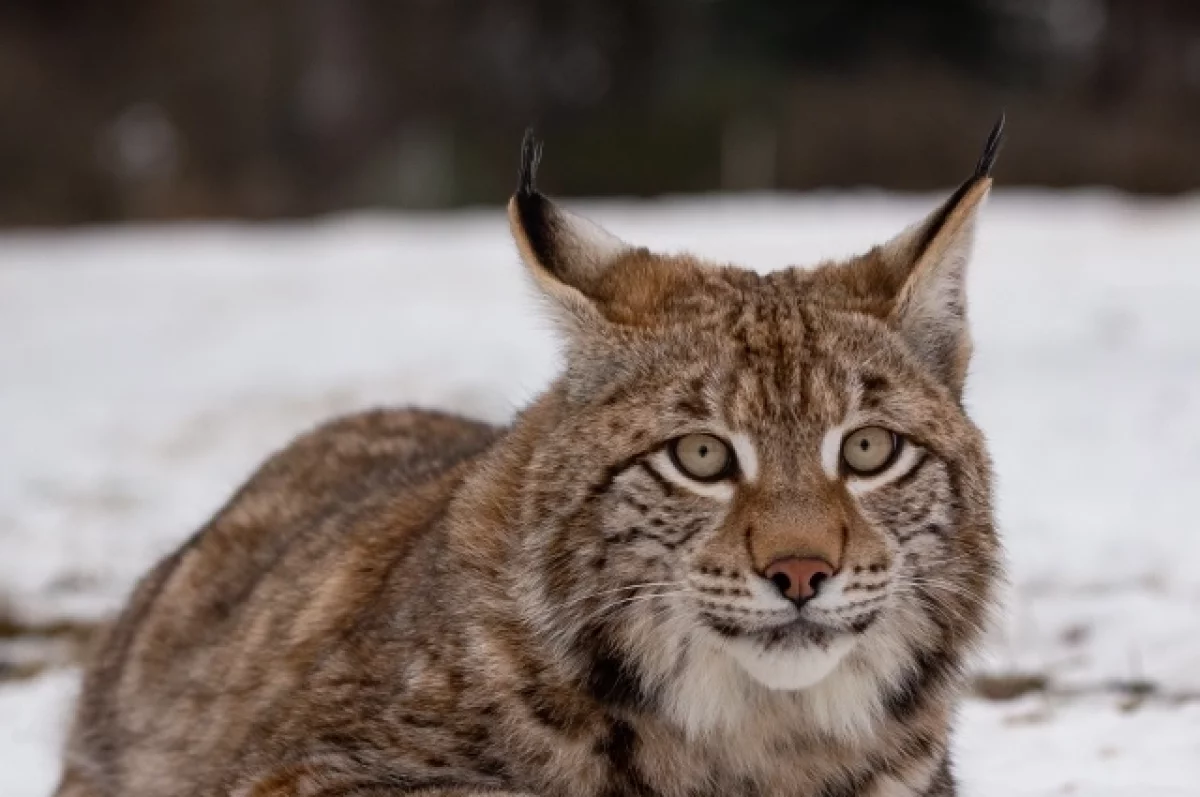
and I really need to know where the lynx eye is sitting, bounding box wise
[841,426,900,476]
[669,434,734,482]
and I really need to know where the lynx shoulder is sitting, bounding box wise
[59,119,1005,797]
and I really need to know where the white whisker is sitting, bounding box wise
[560,581,687,609]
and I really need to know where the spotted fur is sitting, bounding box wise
[58,120,1004,797]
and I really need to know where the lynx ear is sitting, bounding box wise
[877,115,1003,395]
[507,130,630,325]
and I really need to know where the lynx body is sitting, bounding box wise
[59,124,1004,797]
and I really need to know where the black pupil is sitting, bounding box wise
[698,445,708,457]
[859,438,870,451]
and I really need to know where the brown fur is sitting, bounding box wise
[59,130,1003,797]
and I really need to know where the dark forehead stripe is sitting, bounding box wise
[722,295,820,424]
[673,392,709,421]
[861,373,889,392]
[859,372,891,410]
[730,280,808,357]
[675,373,712,421]
[791,302,816,416]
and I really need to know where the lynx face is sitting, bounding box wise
[511,136,1001,740]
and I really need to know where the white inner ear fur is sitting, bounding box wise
[509,197,631,331]
[887,179,989,389]
[552,206,629,281]
[892,243,970,359]
[898,245,969,323]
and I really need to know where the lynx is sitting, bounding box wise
[58,120,1004,797]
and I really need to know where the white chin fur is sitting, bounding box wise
[722,634,857,691]
[656,609,930,743]
[660,626,914,744]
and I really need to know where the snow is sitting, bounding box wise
[957,695,1200,795]
[0,671,77,797]
[2,193,1199,793]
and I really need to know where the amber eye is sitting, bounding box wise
[669,434,735,482]
[841,427,900,476]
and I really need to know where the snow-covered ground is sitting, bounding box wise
[2,193,1198,795]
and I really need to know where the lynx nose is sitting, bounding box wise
[762,557,835,604]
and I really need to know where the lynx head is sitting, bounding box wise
[507,122,1003,742]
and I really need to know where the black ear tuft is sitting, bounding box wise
[508,129,629,306]
[512,128,558,277]
[517,127,543,197]
[974,113,1005,179]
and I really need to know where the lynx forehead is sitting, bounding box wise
[58,119,1004,797]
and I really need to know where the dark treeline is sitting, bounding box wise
[3,0,1200,225]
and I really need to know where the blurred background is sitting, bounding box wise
[5,0,1200,225]
[4,3,1200,795]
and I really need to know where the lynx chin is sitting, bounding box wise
[59,119,1005,797]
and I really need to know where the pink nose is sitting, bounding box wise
[762,557,835,603]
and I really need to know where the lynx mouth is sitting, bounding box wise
[704,606,882,651]
[712,617,861,691]
[750,617,855,652]
[705,614,843,648]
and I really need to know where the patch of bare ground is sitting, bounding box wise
[0,601,101,683]
[972,672,1200,710]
